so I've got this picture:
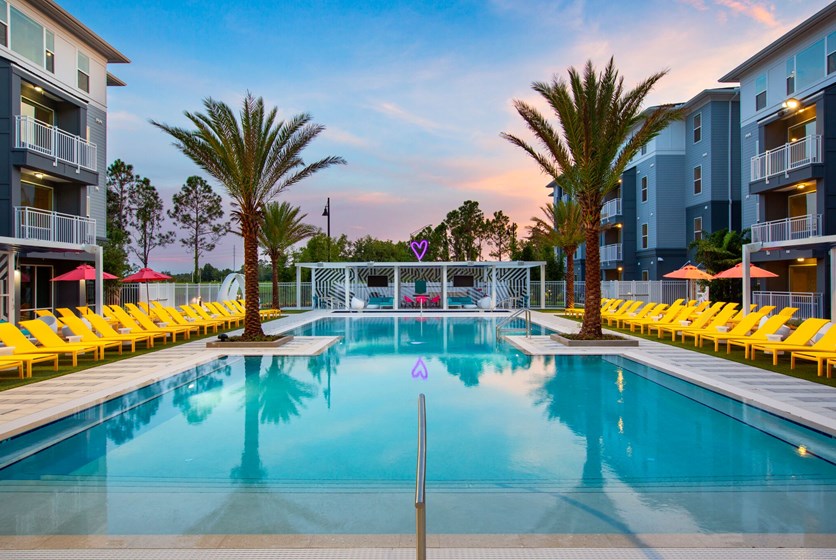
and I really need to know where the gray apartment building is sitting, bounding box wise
[0,0,127,323]
[720,1,836,318]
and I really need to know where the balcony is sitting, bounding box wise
[750,214,821,244]
[750,134,821,183]
[14,206,96,245]
[14,115,97,172]
[753,291,823,320]
[600,243,622,263]
[601,198,622,221]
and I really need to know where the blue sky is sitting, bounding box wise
[61,0,830,272]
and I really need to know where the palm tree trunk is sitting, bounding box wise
[242,217,265,339]
[271,253,280,311]
[566,250,575,309]
[579,221,602,338]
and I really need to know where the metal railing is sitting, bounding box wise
[15,115,97,172]
[14,206,96,245]
[495,307,532,338]
[601,198,622,221]
[750,214,821,243]
[415,394,427,560]
[752,291,823,321]
[750,134,821,182]
[600,243,623,263]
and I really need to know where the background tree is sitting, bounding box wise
[503,58,682,338]
[529,200,584,308]
[690,228,749,304]
[485,210,518,260]
[349,236,412,262]
[169,176,230,282]
[259,202,317,310]
[104,160,139,298]
[444,200,485,261]
[129,178,175,268]
[153,93,345,339]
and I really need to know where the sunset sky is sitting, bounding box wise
[61,0,831,272]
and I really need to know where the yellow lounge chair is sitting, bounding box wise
[697,311,770,350]
[678,304,739,344]
[648,306,704,339]
[791,350,836,377]
[182,304,236,329]
[0,353,58,378]
[58,312,152,352]
[104,306,174,343]
[654,305,722,341]
[603,300,643,324]
[723,315,794,357]
[0,356,24,377]
[233,300,279,320]
[204,302,244,326]
[624,304,684,334]
[124,304,194,341]
[748,319,833,365]
[83,311,165,348]
[144,304,201,337]
[7,321,99,366]
[160,305,221,334]
[613,302,665,329]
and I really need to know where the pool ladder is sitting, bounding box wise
[495,307,532,339]
[415,394,427,560]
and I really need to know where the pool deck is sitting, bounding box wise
[1,309,836,558]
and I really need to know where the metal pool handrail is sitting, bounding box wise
[415,393,427,560]
[495,307,532,339]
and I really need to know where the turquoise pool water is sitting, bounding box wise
[0,316,835,535]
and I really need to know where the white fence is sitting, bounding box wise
[15,206,96,245]
[752,291,823,321]
[750,134,821,182]
[115,282,314,308]
[15,115,97,171]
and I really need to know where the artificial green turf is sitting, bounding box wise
[555,312,836,388]
[0,314,295,392]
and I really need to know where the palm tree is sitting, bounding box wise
[152,93,346,339]
[502,58,682,338]
[259,202,317,311]
[529,199,584,309]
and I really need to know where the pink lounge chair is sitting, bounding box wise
[430,295,441,308]
[404,295,415,308]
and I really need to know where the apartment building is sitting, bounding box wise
[0,0,127,322]
[720,2,836,318]
[553,88,741,282]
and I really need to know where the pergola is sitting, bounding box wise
[294,261,547,310]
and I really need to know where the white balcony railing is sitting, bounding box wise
[600,243,622,263]
[14,115,97,172]
[750,134,821,182]
[752,291,823,321]
[14,206,96,245]
[750,214,821,243]
[601,198,622,221]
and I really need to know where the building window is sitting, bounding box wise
[641,223,648,249]
[20,180,52,211]
[44,29,53,73]
[694,217,703,241]
[796,39,825,92]
[693,112,701,143]
[642,270,649,281]
[641,176,647,203]
[829,31,836,74]
[693,165,702,195]
[0,1,7,47]
[641,143,647,156]
[786,57,795,94]
[755,74,766,111]
[77,52,90,93]
[10,6,43,67]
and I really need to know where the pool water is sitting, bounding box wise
[0,316,835,535]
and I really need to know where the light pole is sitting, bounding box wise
[322,197,331,262]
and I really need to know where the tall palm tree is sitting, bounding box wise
[259,202,317,311]
[529,200,584,309]
[503,58,682,338]
[152,93,346,339]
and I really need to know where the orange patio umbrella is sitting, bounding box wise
[663,265,713,302]
[712,262,778,279]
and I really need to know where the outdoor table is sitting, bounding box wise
[414,295,429,311]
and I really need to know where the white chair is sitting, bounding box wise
[350,296,366,310]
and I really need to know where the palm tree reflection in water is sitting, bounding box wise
[231,356,317,482]
[306,352,339,409]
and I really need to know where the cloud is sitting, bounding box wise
[715,0,778,27]
[370,101,451,133]
[322,126,372,148]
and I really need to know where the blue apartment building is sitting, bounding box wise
[720,2,836,318]
[555,88,741,283]
[0,0,127,322]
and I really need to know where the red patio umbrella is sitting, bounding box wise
[51,264,118,282]
[712,262,778,279]
[121,267,173,304]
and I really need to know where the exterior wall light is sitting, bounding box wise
[782,98,800,109]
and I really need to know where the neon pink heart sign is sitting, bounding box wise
[410,239,428,261]
[411,357,428,380]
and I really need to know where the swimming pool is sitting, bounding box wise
[0,316,835,536]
